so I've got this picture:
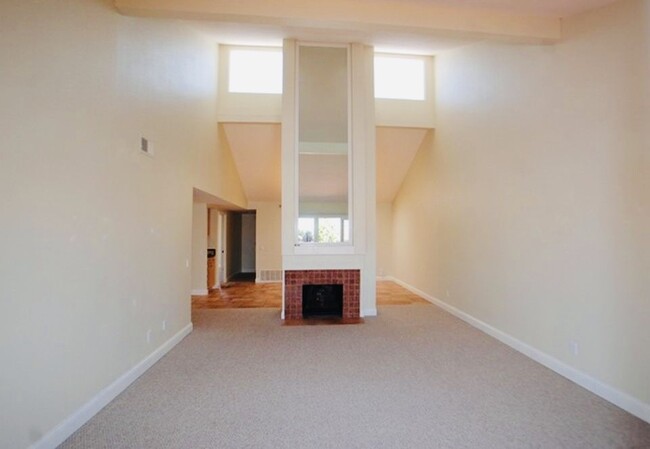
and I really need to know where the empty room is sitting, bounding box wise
[1,0,649,448]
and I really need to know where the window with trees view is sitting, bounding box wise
[298,217,350,243]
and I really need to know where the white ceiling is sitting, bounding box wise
[187,0,617,54]
[192,21,479,55]
[384,0,618,17]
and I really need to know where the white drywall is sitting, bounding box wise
[392,0,650,411]
[249,201,282,280]
[191,203,208,294]
[0,1,246,448]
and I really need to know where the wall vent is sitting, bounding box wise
[259,270,282,283]
[140,137,154,156]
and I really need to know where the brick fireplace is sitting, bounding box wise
[284,269,360,320]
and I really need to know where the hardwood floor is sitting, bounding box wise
[191,280,429,309]
[376,280,430,306]
[192,282,282,309]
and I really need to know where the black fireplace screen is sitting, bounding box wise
[302,284,343,319]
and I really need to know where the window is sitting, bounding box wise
[374,55,425,100]
[298,216,349,244]
[298,217,316,243]
[228,48,282,94]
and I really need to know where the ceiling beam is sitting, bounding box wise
[114,0,562,43]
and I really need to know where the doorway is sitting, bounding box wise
[226,210,257,282]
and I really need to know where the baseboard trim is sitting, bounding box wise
[191,288,208,296]
[255,279,282,284]
[388,276,650,425]
[362,308,378,317]
[30,323,193,449]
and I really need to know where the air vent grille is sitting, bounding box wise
[140,137,153,156]
[259,270,282,283]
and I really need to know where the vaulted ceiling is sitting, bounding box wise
[221,123,282,203]
[222,123,428,204]
[116,0,618,207]
[376,127,428,202]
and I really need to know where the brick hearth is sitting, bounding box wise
[284,269,360,320]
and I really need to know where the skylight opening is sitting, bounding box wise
[228,48,283,94]
[374,55,426,101]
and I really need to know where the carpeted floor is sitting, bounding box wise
[60,305,650,449]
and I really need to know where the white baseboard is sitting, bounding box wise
[191,288,208,296]
[388,276,650,425]
[255,279,282,284]
[362,308,378,317]
[30,323,193,449]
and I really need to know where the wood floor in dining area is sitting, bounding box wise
[191,279,429,309]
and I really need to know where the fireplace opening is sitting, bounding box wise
[302,284,343,319]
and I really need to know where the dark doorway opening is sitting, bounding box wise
[226,210,256,282]
[230,272,256,283]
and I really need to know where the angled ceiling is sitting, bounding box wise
[376,127,428,202]
[115,0,615,204]
[193,188,246,210]
[221,123,281,202]
[222,123,428,204]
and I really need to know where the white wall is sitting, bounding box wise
[0,1,246,448]
[191,203,208,294]
[218,44,434,128]
[392,0,649,413]
[208,208,219,249]
[376,202,393,277]
[249,201,282,280]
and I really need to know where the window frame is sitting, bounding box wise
[297,215,349,244]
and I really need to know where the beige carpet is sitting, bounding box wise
[60,305,650,448]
